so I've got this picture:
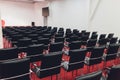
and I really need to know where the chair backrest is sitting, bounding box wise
[110,37,118,44]
[55,33,64,37]
[90,46,105,58]
[42,34,52,39]
[40,52,62,78]
[76,70,102,80]
[98,38,108,46]
[69,41,81,50]
[107,65,120,80]
[27,44,44,62]
[99,34,106,39]
[81,30,86,34]
[69,36,79,42]
[38,38,50,45]
[0,58,30,80]
[107,33,114,39]
[66,49,87,71]
[69,49,87,63]
[12,34,23,41]
[0,47,18,61]
[18,38,32,47]
[92,31,97,35]
[27,44,44,56]
[87,39,97,47]
[28,34,38,40]
[49,42,64,52]
[65,33,72,38]
[91,34,98,39]
[55,37,64,42]
[106,44,119,61]
[84,32,90,37]
[107,44,119,55]
[81,35,89,41]
[67,49,87,71]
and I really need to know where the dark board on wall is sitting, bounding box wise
[42,7,49,17]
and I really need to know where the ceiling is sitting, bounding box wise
[2,0,47,3]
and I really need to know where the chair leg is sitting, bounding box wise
[87,66,90,73]
[72,71,74,80]
[50,76,52,80]
[80,69,84,76]
[56,74,59,80]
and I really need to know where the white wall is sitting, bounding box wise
[0,1,35,26]
[89,0,120,37]
[48,0,89,30]
[0,11,3,48]
[34,1,48,26]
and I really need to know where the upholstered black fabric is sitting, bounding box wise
[17,38,32,47]
[0,58,30,80]
[55,37,64,42]
[69,41,81,50]
[87,39,97,47]
[91,34,98,39]
[37,38,50,45]
[87,46,105,66]
[27,44,44,62]
[99,34,106,39]
[107,33,114,39]
[63,49,87,71]
[98,38,108,46]
[109,37,118,44]
[81,35,89,41]
[49,42,64,52]
[32,52,62,78]
[106,44,119,61]
[107,65,120,80]
[0,47,18,61]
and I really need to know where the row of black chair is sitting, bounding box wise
[3,26,118,48]
[2,26,120,80]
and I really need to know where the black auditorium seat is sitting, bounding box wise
[0,47,18,61]
[90,34,98,39]
[107,33,114,39]
[69,41,81,50]
[49,42,64,52]
[37,38,50,45]
[87,39,97,48]
[81,35,89,41]
[107,65,120,80]
[85,46,105,72]
[0,58,30,80]
[27,44,44,62]
[105,44,119,64]
[62,49,87,72]
[98,38,108,46]
[99,34,106,39]
[32,52,62,79]
[17,38,32,47]
[55,37,65,43]
[109,37,118,44]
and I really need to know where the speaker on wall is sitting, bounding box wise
[42,7,49,17]
[31,22,35,26]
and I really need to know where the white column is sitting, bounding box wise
[0,9,3,48]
